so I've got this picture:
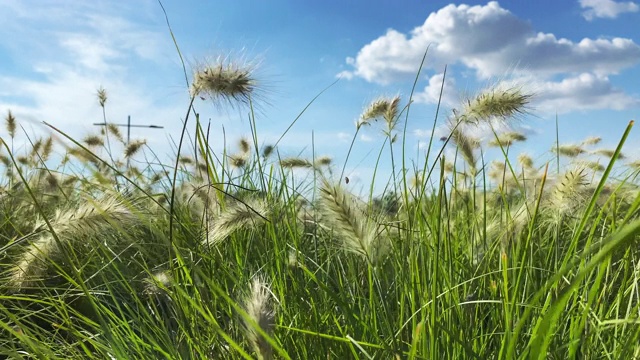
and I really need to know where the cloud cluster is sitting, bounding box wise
[0,1,182,150]
[340,1,640,113]
[580,0,639,20]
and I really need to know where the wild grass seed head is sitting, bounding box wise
[5,109,16,138]
[191,54,259,107]
[318,177,389,264]
[241,276,276,360]
[203,197,269,247]
[97,86,108,107]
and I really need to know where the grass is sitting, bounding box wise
[2,17,640,360]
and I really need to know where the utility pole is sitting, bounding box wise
[94,115,164,167]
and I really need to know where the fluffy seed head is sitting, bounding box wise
[97,86,108,107]
[5,110,16,138]
[191,55,258,107]
[239,137,251,155]
[456,85,532,125]
[517,153,534,169]
[124,139,146,158]
[554,143,585,158]
[358,95,401,132]
[84,135,104,147]
[280,157,313,169]
[241,276,276,360]
[489,131,527,147]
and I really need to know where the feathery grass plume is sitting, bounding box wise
[488,131,527,147]
[553,143,584,158]
[279,157,313,169]
[229,153,248,168]
[30,139,43,156]
[581,136,601,146]
[450,127,479,176]
[410,171,423,190]
[5,110,16,138]
[628,160,640,170]
[83,135,104,147]
[191,55,258,107]
[318,177,387,263]
[517,153,534,170]
[179,156,194,165]
[241,276,276,360]
[9,195,137,289]
[583,160,605,172]
[41,136,53,161]
[203,197,269,247]
[124,139,146,158]
[550,168,589,216]
[143,270,172,296]
[238,137,251,155]
[44,173,59,190]
[262,145,274,158]
[443,161,455,174]
[358,95,401,134]
[16,155,29,166]
[107,123,125,143]
[486,201,532,247]
[314,155,332,167]
[0,154,10,167]
[455,83,532,125]
[593,148,625,159]
[488,160,506,182]
[97,86,108,107]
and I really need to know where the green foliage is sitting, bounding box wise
[1,26,640,360]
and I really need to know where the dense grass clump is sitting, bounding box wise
[2,36,640,360]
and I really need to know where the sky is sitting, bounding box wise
[0,0,639,191]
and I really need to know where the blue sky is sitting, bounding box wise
[0,0,639,190]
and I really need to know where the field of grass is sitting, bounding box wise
[2,30,640,359]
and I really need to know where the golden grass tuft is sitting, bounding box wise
[550,168,589,215]
[279,157,313,169]
[5,109,16,138]
[9,196,138,290]
[488,131,527,147]
[358,95,401,132]
[241,276,276,360]
[450,127,479,176]
[455,84,532,125]
[553,143,585,158]
[124,139,146,158]
[202,197,269,247]
[191,55,258,107]
[318,177,388,263]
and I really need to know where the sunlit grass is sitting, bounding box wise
[1,16,640,360]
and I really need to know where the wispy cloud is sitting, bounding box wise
[0,1,184,151]
[580,0,639,20]
[339,1,640,113]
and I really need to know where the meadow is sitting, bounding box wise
[1,37,640,359]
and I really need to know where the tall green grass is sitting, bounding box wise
[2,23,640,360]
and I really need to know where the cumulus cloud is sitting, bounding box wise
[580,0,639,20]
[413,73,458,107]
[534,73,640,113]
[340,1,640,113]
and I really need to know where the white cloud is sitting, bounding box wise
[337,132,352,142]
[413,73,458,107]
[534,73,640,113]
[580,0,639,20]
[360,133,374,142]
[0,1,188,158]
[340,1,640,113]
